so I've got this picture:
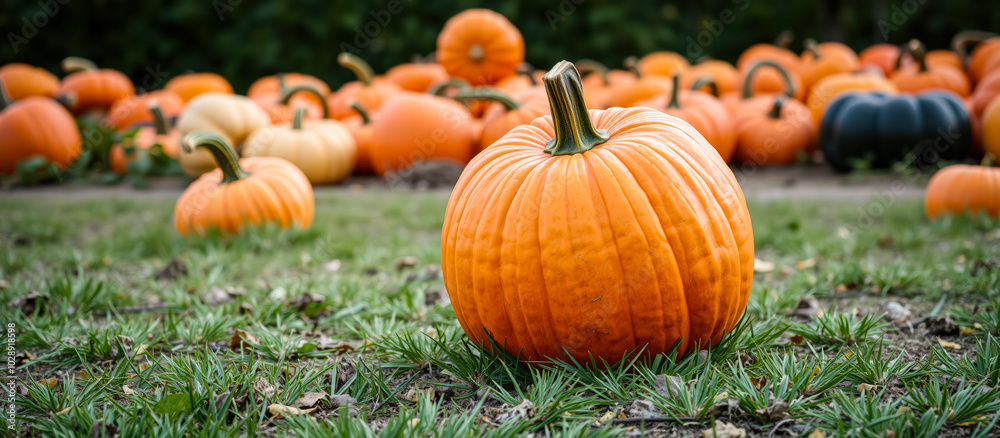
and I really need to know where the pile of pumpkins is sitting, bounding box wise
[1,9,999,228]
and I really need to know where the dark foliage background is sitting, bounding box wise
[1,0,997,92]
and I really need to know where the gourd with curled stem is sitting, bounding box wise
[280,85,331,119]
[951,30,999,68]
[329,53,401,119]
[741,60,797,99]
[690,76,720,97]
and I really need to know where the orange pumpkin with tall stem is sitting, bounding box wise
[109,101,180,174]
[442,61,753,364]
[891,39,970,97]
[0,81,81,174]
[636,75,736,162]
[174,130,314,236]
[329,53,401,120]
[436,9,524,86]
[734,95,816,166]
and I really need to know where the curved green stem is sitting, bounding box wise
[575,59,610,86]
[951,30,999,66]
[181,130,249,183]
[666,75,682,110]
[349,100,370,125]
[280,85,330,119]
[775,30,794,48]
[452,87,520,111]
[895,39,928,72]
[292,108,307,130]
[338,53,374,86]
[742,60,796,99]
[62,56,98,73]
[516,63,537,86]
[768,95,785,119]
[429,78,469,96]
[0,80,11,111]
[690,76,719,96]
[276,72,287,94]
[147,101,169,136]
[623,56,641,77]
[468,45,485,63]
[542,61,609,156]
[803,38,821,59]
[983,153,996,167]
[53,93,77,109]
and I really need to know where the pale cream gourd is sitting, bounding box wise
[175,93,270,178]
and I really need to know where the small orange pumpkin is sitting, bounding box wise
[0,63,59,100]
[368,92,475,175]
[682,60,739,96]
[859,44,901,76]
[890,40,970,97]
[436,9,525,86]
[106,90,185,130]
[164,72,233,103]
[384,62,449,93]
[806,71,897,125]
[442,61,753,364]
[925,158,1000,219]
[0,82,81,174]
[636,75,736,162]
[734,95,816,166]
[109,101,180,174]
[453,87,549,152]
[329,53,401,120]
[174,130,314,236]
[248,73,330,123]
[636,51,690,78]
[799,39,861,95]
[57,57,135,114]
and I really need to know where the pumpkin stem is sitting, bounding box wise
[517,63,538,86]
[741,60,796,99]
[768,95,785,119]
[429,78,470,96]
[624,56,641,77]
[452,87,521,111]
[804,38,821,59]
[542,61,609,156]
[575,59,610,86]
[148,101,169,136]
[896,39,928,72]
[291,107,307,130]
[280,85,330,119]
[62,56,98,73]
[951,30,999,68]
[666,74,682,110]
[0,80,11,111]
[181,130,249,183]
[338,53,375,86]
[983,153,996,167]
[690,76,719,96]
[53,93,77,109]
[774,30,794,49]
[348,100,371,125]
[468,45,485,63]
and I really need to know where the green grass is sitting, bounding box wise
[2,191,1000,436]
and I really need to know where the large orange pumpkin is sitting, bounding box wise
[436,9,524,86]
[890,40,970,97]
[0,82,82,174]
[57,57,134,114]
[109,102,180,174]
[164,72,233,103]
[925,160,1000,219]
[174,130,314,236]
[368,92,475,175]
[0,63,59,100]
[734,95,816,166]
[442,61,753,364]
[106,90,185,130]
[329,53,401,120]
[799,39,861,95]
[636,75,736,162]
[806,71,897,124]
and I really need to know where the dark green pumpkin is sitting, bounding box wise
[820,92,972,173]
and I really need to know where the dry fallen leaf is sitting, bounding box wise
[807,430,826,438]
[597,410,615,423]
[229,329,260,349]
[122,385,135,395]
[254,376,276,399]
[856,383,878,392]
[55,406,72,415]
[960,327,976,335]
[291,392,328,409]
[401,387,435,402]
[796,258,817,270]
[267,403,316,419]
[407,418,421,427]
[789,334,805,344]
[957,415,987,427]
[937,338,961,350]
[38,378,59,389]
[394,256,419,271]
[701,420,746,438]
